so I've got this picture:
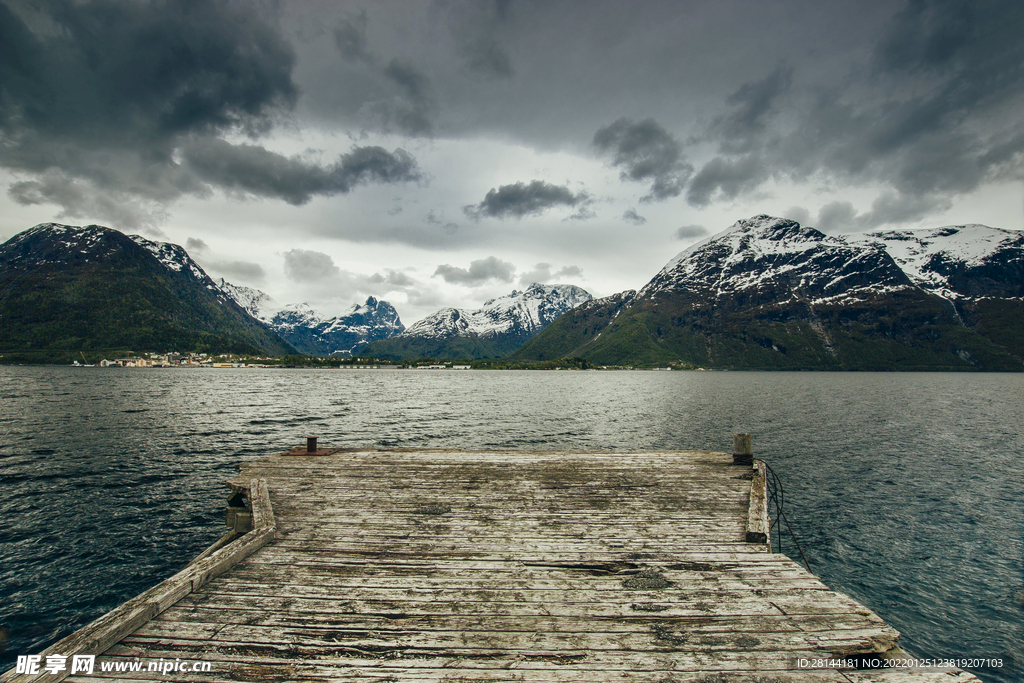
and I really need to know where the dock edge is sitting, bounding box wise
[746,459,770,546]
[1,478,276,683]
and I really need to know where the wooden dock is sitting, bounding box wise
[4,446,980,682]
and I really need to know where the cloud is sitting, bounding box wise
[674,224,708,240]
[464,180,592,220]
[622,208,647,225]
[687,0,1024,214]
[424,210,459,234]
[185,237,264,284]
[440,0,514,79]
[185,237,209,253]
[372,58,435,136]
[209,259,266,284]
[8,171,170,230]
[685,154,769,207]
[0,1,420,227]
[434,256,515,285]
[815,201,858,234]
[518,262,583,286]
[815,192,954,233]
[710,66,793,154]
[563,206,596,222]
[332,11,371,63]
[283,249,342,282]
[368,269,416,287]
[0,1,297,207]
[784,206,812,227]
[593,118,692,201]
[180,139,421,204]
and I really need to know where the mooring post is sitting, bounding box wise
[306,436,318,453]
[733,433,753,466]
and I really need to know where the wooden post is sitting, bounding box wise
[733,433,753,466]
[306,436,318,453]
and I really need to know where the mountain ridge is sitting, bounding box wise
[361,283,593,359]
[213,281,406,357]
[0,223,295,361]
[514,215,1024,370]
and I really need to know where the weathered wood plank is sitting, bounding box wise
[152,607,887,634]
[746,459,770,545]
[10,446,975,683]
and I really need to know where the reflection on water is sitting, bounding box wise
[0,367,1021,682]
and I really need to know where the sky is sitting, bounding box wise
[1,0,1023,325]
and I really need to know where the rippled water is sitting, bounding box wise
[0,367,1021,682]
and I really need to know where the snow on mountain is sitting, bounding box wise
[847,225,1024,301]
[643,215,911,305]
[402,283,593,340]
[4,223,223,290]
[215,279,279,322]
[216,282,406,356]
[129,235,209,281]
[269,302,323,331]
[0,223,296,356]
[647,216,1024,307]
[2,223,112,263]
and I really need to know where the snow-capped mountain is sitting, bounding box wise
[0,223,295,357]
[515,215,1024,370]
[848,225,1024,301]
[130,234,212,284]
[361,283,593,359]
[406,284,592,339]
[3,223,217,290]
[642,215,912,305]
[216,283,405,357]
[215,278,279,321]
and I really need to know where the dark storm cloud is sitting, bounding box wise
[688,0,1024,216]
[0,0,424,226]
[686,154,769,207]
[180,139,421,205]
[333,11,371,63]
[593,118,692,202]
[0,0,296,164]
[438,0,514,79]
[434,256,515,285]
[377,59,435,136]
[464,180,592,220]
[710,66,793,154]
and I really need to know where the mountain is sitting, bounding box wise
[272,298,404,357]
[361,283,593,359]
[514,215,1024,370]
[0,223,295,362]
[215,281,404,357]
[215,278,278,321]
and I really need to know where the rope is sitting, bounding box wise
[762,461,813,573]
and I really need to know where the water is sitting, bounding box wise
[0,367,1021,682]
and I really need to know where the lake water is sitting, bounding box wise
[0,367,1021,682]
